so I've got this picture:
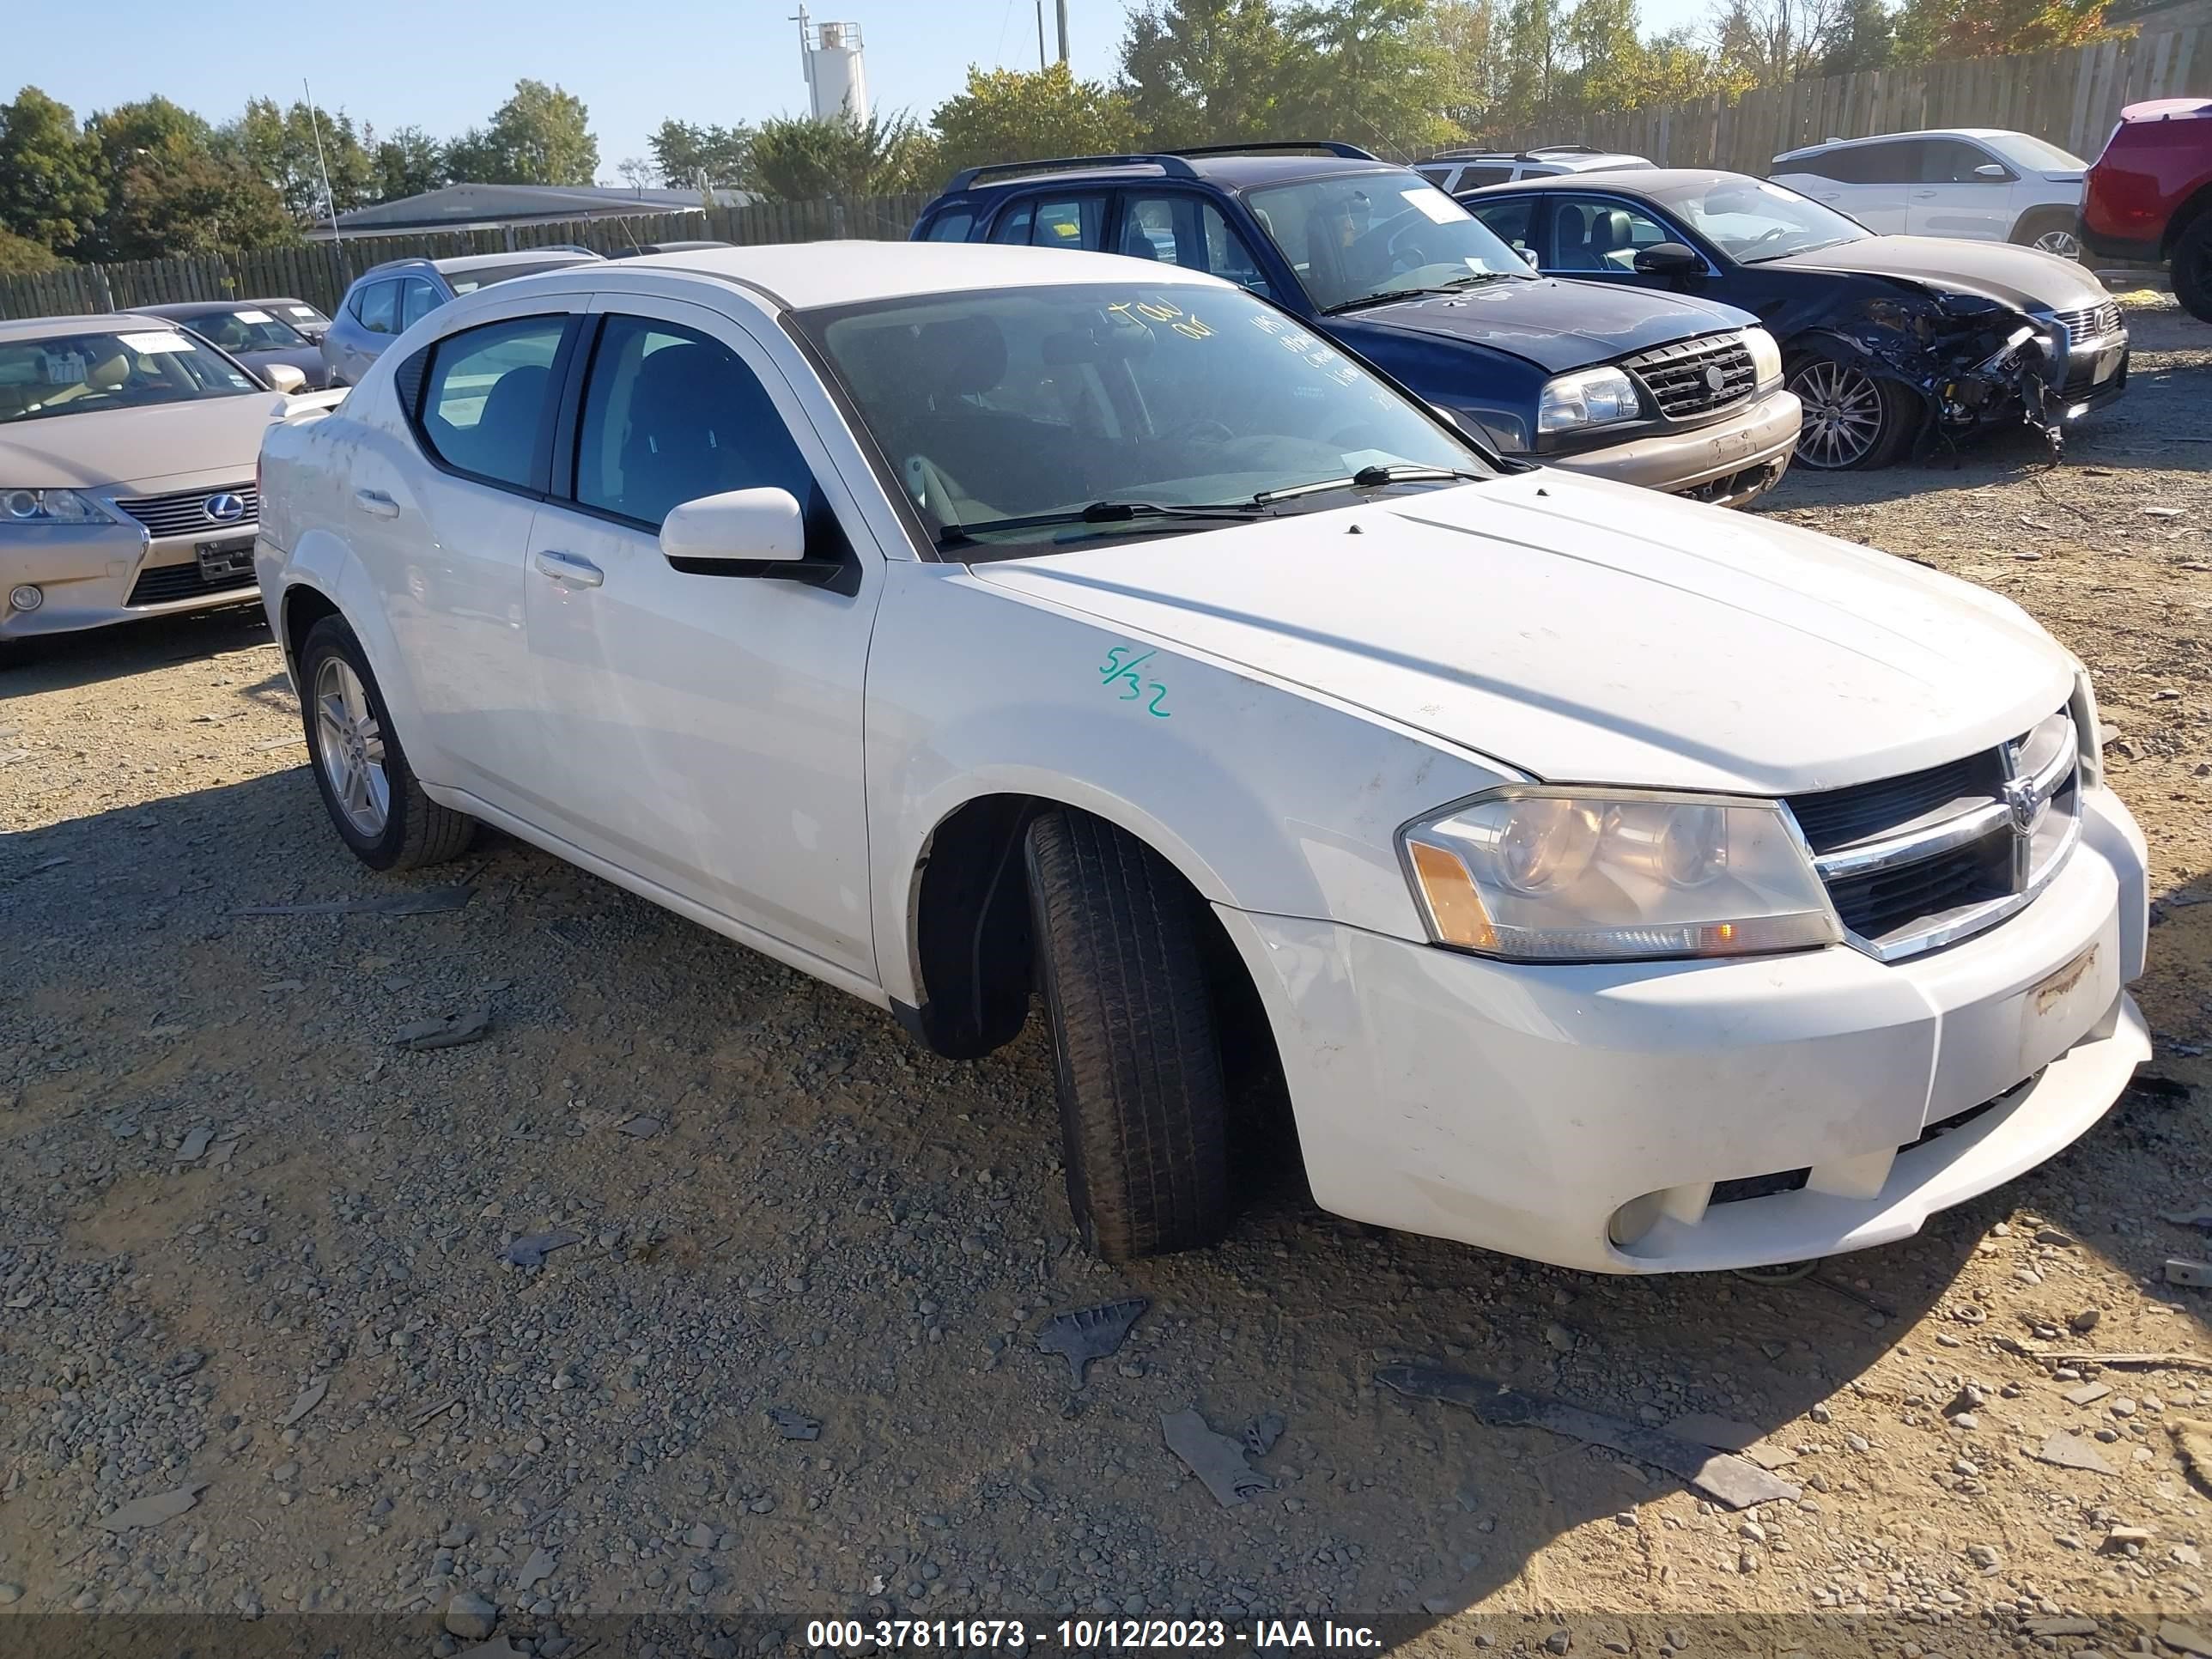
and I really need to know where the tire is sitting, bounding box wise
[2012,209,2081,262]
[2174,216,2212,325]
[1786,349,1918,471]
[1024,808,1230,1262]
[297,614,475,872]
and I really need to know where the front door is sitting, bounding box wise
[1907,138,2018,241]
[521,297,882,981]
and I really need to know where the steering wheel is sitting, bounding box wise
[1744,225,1790,250]
[1164,417,1236,444]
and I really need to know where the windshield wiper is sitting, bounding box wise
[1325,288,1455,314]
[935,498,1275,549]
[1253,464,1487,505]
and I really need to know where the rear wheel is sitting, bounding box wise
[2174,216,2212,324]
[298,615,475,872]
[1787,350,1917,471]
[1024,808,1230,1262]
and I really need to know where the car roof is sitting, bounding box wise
[356,248,605,283]
[139,300,275,319]
[1774,127,2021,161]
[1462,166,1725,196]
[604,240,1228,311]
[937,143,1400,196]
[0,312,173,343]
[1431,148,1650,168]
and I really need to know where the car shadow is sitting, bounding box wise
[1,602,272,696]
[3,768,2206,1647]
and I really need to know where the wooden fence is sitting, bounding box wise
[0,192,936,321]
[1481,25,2206,173]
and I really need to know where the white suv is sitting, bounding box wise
[1770,129,2090,258]
[256,241,2148,1275]
[1417,144,1654,195]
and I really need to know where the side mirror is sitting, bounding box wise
[660,487,806,567]
[263,362,307,395]
[1632,241,1703,276]
[1972,162,2009,179]
[1519,245,1540,269]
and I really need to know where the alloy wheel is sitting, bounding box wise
[314,656,391,837]
[2032,227,2082,261]
[1790,359,1887,469]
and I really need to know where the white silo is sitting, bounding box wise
[793,4,870,123]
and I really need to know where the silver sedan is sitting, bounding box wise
[0,313,335,643]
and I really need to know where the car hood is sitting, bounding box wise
[1771,235,2112,312]
[0,392,290,493]
[969,471,2075,796]
[1341,276,1757,372]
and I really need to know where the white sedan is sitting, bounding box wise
[255,242,2148,1273]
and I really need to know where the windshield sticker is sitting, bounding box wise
[1109,297,1215,341]
[289,307,317,316]
[42,349,87,385]
[1401,187,1462,225]
[119,331,196,356]
[1100,647,1172,719]
[235,308,272,324]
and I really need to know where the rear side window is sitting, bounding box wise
[1807,143,1917,185]
[924,209,975,241]
[415,315,568,492]
[352,280,398,334]
[989,194,1106,249]
[398,277,441,330]
[1459,165,1512,188]
[574,313,840,547]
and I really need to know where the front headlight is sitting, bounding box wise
[1742,325,1783,387]
[1,488,107,526]
[1537,367,1640,434]
[1401,787,1841,962]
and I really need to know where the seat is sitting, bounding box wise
[617,343,746,521]
[1587,210,1634,269]
[461,363,550,484]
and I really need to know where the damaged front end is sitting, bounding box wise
[1846,290,2071,458]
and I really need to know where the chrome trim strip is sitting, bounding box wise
[1814,798,2012,881]
[1850,802,2082,964]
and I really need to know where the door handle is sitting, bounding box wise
[534,549,604,588]
[353,488,399,520]
[1910,190,1937,199]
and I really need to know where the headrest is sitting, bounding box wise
[914,316,1006,398]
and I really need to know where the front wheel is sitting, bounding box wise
[2013,210,2081,262]
[1024,808,1230,1262]
[297,615,475,872]
[2174,216,2212,324]
[1787,351,1917,471]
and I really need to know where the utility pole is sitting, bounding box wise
[1036,1,1047,70]
[301,77,351,283]
[1056,0,1069,64]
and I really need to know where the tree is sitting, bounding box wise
[930,64,1136,176]
[749,111,936,200]
[445,79,598,185]
[1709,0,1850,87]
[369,125,447,200]
[1499,0,1566,129]
[1819,0,1895,70]
[0,86,103,255]
[648,118,756,191]
[1937,0,2114,53]
[1278,0,1457,158]
[0,226,59,275]
[1422,0,1505,133]
[1563,0,1650,114]
[223,97,374,223]
[82,97,293,258]
[1118,0,1295,149]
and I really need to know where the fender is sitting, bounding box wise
[271,527,444,787]
[866,562,1511,1010]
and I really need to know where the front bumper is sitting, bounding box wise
[0,518,261,640]
[1216,784,2149,1274]
[1544,386,1801,505]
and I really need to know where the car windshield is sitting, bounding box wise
[0,328,260,423]
[446,258,591,295]
[283,304,330,327]
[797,280,1490,556]
[176,308,311,352]
[1244,173,1533,312]
[1640,176,1873,263]
[1988,132,2089,173]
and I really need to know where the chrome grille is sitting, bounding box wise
[1620,334,1757,420]
[2051,301,2123,346]
[1784,708,2081,961]
[112,482,258,539]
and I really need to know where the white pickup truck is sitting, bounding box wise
[255,241,2148,1273]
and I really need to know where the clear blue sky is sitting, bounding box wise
[15,0,1708,175]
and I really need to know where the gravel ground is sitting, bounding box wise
[1,292,2209,1659]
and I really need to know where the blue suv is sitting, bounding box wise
[915,143,1803,507]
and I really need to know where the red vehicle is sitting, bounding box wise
[2081,97,2212,321]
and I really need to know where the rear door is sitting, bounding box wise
[1115,190,1276,298]
[1782,141,1912,232]
[985,191,1112,251]
[1907,137,2017,241]
[520,295,884,979]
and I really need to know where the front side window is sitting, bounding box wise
[0,328,259,423]
[1641,176,1870,263]
[180,308,312,352]
[1549,197,1674,271]
[574,313,836,540]
[1244,172,1530,313]
[416,315,568,490]
[1920,138,2012,183]
[924,209,975,242]
[798,280,1489,558]
[1119,196,1271,295]
[1467,197,1534,254]
[354,281,399,334]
